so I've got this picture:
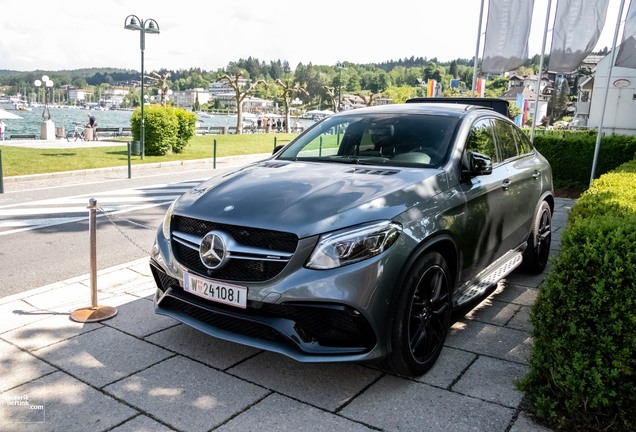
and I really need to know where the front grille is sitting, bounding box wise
[173,216,298,252]
[173,243,287,281]
[162,296,290,344]
[156,284,376,354]
[171,216,298,282]
[151,263,179,292]
[261,303,376,348]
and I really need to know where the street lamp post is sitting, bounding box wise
[34,75,55,139]
[124,15,160,160]
[336,62,346,112]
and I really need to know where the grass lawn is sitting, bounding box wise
[0,134,298,177]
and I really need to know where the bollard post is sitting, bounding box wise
[70,198,117,323]
[213,138,217,169]
[127,142,132,179]
[273,136,277,152]
[0,148,4,194]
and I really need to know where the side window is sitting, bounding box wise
[493,119,519,160]
[512,127,534,155]
[466,119,499,163]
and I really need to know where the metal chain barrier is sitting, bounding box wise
[97,206,156,255]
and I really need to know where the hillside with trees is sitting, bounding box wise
[1,49,607,117]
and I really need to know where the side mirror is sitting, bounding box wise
[462,151,493,176]
[273,144,285,155]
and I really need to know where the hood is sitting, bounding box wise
[174,161,447,238]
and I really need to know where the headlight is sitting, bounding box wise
[161,201,176,240]
[306,221,402,270]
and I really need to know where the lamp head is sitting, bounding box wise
[124,15,142,31]
[145,19,160,34]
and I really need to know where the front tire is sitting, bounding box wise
[522,201,552,274]
[387,251,452,376]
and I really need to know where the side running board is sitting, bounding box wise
[455,252,523,306]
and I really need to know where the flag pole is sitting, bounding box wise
[472,0,486,95]
[530,0,553,142]
[589,0,627,186]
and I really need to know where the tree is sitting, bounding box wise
[148,71,172,106]
[424,61,438,81]
[549,78,570,121]
[193,91,200,112]
[508,104,522,121]
[323,86,338,112]
[484,76,509,97]
[449,60,458,79]
[216,69,264,134]
[274,76,308,132]
[356,91,380,106]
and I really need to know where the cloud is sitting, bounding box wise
[0,0,623,72]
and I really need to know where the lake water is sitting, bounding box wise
[0,104,315,138]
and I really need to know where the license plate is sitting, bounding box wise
[183,272,247,309]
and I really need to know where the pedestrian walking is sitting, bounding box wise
[87,113,98,141]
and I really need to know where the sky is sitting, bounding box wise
[0,0,628,73]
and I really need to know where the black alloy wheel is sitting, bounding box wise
[389,251,452,376]
[522,201,552,274]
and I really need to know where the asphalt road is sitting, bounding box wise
[0,169,227,298]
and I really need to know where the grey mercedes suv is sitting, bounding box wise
[150,100,553,377]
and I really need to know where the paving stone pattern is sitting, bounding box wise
[0,198,574,431]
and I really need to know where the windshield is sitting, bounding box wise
[278,113,459,168]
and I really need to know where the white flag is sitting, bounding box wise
[549,0,610,72]
[482,0,535,73]
[615,0,636,69]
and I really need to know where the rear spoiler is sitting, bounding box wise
[405,97,510,117]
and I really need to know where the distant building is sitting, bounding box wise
[374,97,392,105]
[212,93,237,110]
[576,53,636,135]
[103,87,129,108]
[341,94,366,110]
[502,74,549,126]
[172,88,210,109]
[208,94,274,113]
[68,88,89,104]
[243,97,274,113]
[208,78,250,96]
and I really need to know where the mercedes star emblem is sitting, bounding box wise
[199,231,229,270]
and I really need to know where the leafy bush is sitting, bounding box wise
[130,105,196,155]
[532,133,636,190]
[519,160,636,431]
[130,105,178,156]
[173,108,197,154]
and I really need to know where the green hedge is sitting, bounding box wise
[568,167,636,222]
[519,160,636,431]
[532,132,636,190]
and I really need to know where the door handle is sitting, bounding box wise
[502,179,511,190]
[532,171,540,180]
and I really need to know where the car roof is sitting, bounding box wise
[331,102,499,119]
